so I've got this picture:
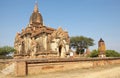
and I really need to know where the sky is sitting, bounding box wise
[0,0,120,52]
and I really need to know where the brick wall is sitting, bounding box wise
[14,58,120,76]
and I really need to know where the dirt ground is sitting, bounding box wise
[1,64,120,78]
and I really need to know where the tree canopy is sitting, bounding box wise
[70,36,94,54]
[0,46,15,59]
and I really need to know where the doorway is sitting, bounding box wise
[59,45,62,57]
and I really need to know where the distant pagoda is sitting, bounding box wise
[98,38,106,57]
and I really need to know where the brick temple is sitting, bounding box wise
[98,38,106,57]
[14,3,70,58]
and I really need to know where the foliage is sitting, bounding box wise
[76,48,85,54]
[89,50,98,57]
[70,36,94,54]
[0,46,15,56]
[89,49,120,57]
[106,50,120,57]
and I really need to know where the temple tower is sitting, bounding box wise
[29,2,43,26]
[98,38,106,57]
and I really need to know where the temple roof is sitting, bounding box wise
[99,38,104,42]
[18,2,69,41]
[29,2,43,25]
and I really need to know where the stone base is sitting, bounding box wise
[99,54,106,58]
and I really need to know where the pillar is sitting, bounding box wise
[15,61,27,76]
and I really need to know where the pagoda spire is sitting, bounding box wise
[34,1,39,12]
[29,1,43,25]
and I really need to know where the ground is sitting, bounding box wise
[0,64,120,78]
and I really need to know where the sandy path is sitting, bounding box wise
[0,64,120,78]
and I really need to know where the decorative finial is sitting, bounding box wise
[34,0,39,12]
[99,38,104,42]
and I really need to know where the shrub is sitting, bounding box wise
[89,50,98,57]
[106,50,120,57]
[89,49,120,57]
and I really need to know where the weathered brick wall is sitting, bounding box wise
[15,61,26,76]
[14,58,120,76]
[27,61,93,75]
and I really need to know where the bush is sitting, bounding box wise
[106,50,120,57]
[89,49,120,57]
[89,50,98,57]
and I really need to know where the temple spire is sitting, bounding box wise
[34,1,39,12]
[29,1,43,25]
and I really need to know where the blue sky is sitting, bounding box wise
[0,0,120,52]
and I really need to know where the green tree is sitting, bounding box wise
[70,36,94,54]
[0,46,15,59]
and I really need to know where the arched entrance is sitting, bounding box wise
[59,45,62,57]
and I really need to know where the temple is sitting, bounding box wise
[14,3,70,58]
[98,38,106,57]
